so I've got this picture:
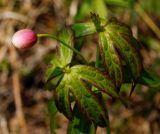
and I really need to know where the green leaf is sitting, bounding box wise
[72,65,118,97]
[67,105,96,134]
[72,22,96,37]
[99,31,123,87]
[102,20,143,83]
[48,29,73,68]
[55,77,72,119]
[46,66,63,81]
[55,65,118,127]
[50,55,63,67]
[138,69,160,87]
[46,66,64,90]
[71,77,108,126]
[72,14,107,37]
[59,28,73,66]
[46,28,74,90]
[123,68,160,88]
[46,74,64,90]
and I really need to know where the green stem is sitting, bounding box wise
[37,34,88,64]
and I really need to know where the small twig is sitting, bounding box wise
[9,46,28,134]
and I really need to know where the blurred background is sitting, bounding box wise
[0,0,160,134]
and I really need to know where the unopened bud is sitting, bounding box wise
[12,29,37,49]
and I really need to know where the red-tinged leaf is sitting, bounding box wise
[54,65,118,127]
[104,20,143,81]
[99,32,123,87]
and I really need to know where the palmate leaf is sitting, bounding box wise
[73,65,118,97]
[67,105,96,134]
[47,30,118,126]
[46,28,73,90]
[99,20,143,87]
[105,20,143,80]
[72,17,106,37]
[72,22,97,37]
[48,28,73,69]
[58,29,73,67]
[99,32,123,87]
[46,66,64,90]
[55,65,118,127]
[46,66,63,81]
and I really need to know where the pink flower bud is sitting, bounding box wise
[12,29,37,49]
